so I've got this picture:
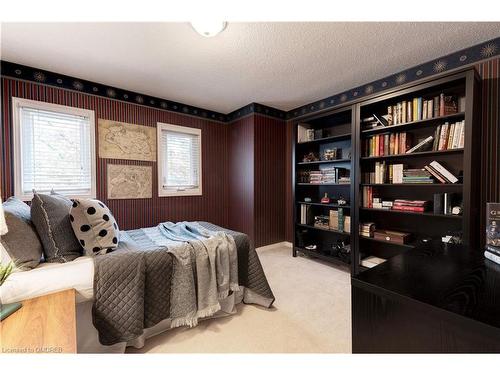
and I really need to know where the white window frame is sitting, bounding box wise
[157,122,202,197]
[12,97,97,201]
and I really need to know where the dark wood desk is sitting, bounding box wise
[352,242,500,353]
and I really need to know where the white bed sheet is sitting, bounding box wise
[0,256,94,304]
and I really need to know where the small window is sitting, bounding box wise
[12,98,96,200]
[157,123,202,197]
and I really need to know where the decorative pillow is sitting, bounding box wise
[31,193,82,263]
[69,198,119,256]
[1,197,44,270]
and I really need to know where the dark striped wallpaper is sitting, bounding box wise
[0,78,230,231]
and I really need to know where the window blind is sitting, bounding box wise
[161,129,200,190]
[19,106,93,196]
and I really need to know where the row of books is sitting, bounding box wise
[363,132,411,157]
[432,120,465,151]
[304,168,351,184]
[329,209,351,232]
[364,160,458,184]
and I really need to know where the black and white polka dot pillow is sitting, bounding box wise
[69,198,120,256]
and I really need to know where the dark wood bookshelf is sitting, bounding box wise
[292,68,480,277]
[361,112,465,136]
[353,69,481,275]
[292,105,356,273]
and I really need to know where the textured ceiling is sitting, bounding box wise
[1,22,499,113]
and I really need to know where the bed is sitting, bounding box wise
[0,222,275,353]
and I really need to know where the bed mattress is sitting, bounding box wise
[0,256,94,304]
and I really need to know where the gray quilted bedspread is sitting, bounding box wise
[92,222,274,346]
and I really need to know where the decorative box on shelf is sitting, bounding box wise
[373,229,412,244]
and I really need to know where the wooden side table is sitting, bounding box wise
[0,289,76,353]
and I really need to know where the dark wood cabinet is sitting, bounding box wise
[352,242,500,353]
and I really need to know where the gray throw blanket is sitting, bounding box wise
[92,222,274,346]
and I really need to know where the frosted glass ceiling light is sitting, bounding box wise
[191,21,227,37]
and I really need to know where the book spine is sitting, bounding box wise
[425,165,447,184]
[447,123,455,150]
[413,98,418,122]
[407,101,412,122]
[458,120,465,148]
[439,93,445,117]
[433,193,444,214]
[392,206,426,212]
[384,134,389,156]
[427,99,433,119]
[402,101,407,123]
[422,100,428,120]
[417,98,422,120]
[387,106,393,126]
[433,96,440,118]
[438,123,449,150]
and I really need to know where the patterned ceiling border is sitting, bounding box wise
[0,60,231,122]
[286,36,500,120]
[226,102,287,122]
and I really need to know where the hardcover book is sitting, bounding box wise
[486,203,500,255]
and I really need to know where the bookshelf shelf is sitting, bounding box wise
[297,201,350,209]
[360,207,462,219]
[360,183,463,187]
[297,183,351,186]
[295,247,350,267]
[359,236,416,249]
[361,112,465,136]
[296,223,350,236]
[297,158,351,165]
[361,148,464,161]
[297,133,351,145]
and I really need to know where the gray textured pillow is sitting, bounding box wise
[69,198,120,256]
[31,193,82,262]
[0,197,44,270]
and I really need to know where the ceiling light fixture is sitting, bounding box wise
[190,21,227,37]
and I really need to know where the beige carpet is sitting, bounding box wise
[127,244,352,353]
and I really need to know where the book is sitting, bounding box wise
[407,101,412,122]
[361,256,387,268]
[438,122,449,150]
[422,100,428,120]
[439,93,445,116]
[429,161,459,183]
[458,120,465,148]
[424,165,447,183]
[417,97,422,120]
[433,96,440,118]
[387,106,393,126]
[447,123,455,150]
[486,203,500,255]
[392,205,426,212]
[406,136,434,153]
[0,301,22,321]
[373,113,388,127]
[413,98,418,122]
[427,99,433,119]
[434,193,444,214]
[485,250,500,266]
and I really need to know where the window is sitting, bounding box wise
[12,98,96,200]
[157,123,202,197]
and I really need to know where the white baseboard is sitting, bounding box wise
[256,241,292,251]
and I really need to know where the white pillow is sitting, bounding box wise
[69,199,120,256]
